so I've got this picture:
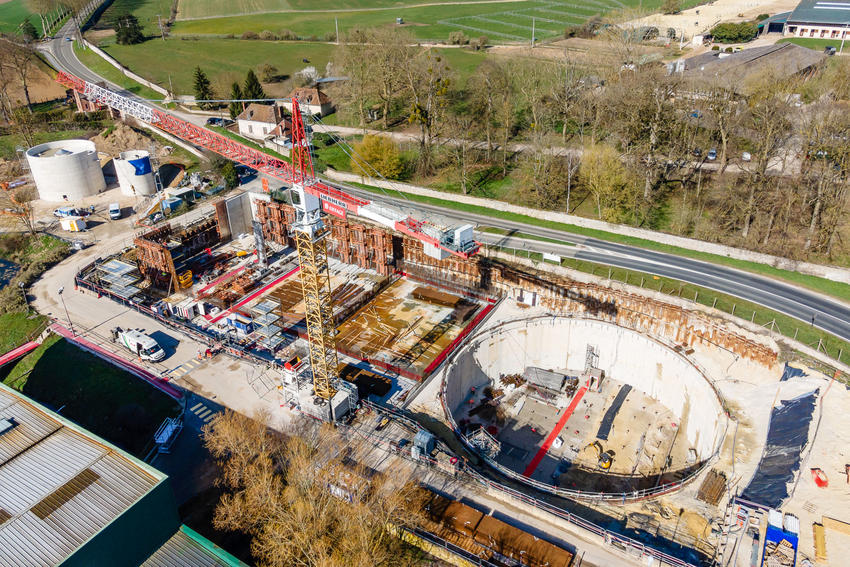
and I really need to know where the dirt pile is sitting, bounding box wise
[91,122,190,165]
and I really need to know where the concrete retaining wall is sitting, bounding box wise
[444,317,727,460]
[325,168,850,285]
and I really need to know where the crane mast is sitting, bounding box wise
[288,103,339,400]
[55,71,479,406]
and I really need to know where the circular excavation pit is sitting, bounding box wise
[442,316,729,500]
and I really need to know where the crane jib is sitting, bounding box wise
[54,70,478,259]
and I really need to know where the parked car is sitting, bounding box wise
[53,207,89,218]
[741,152,752,162]
[707,148,717,161]
[692,148,702,158]
[206,117,223,126]
[108,203,122,220]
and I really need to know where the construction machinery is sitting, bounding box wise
[56,71,479,410]
[587,441,615,470]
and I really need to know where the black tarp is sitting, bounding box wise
[596,384,632,441]
[780,363,807,382]
[740,389,818,509]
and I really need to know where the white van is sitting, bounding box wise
[113,327,166,361]
[109,203,122,220]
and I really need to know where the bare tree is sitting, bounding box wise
[798,101,850,255]
[511,58,553,148]
[447,108,479,194]
[203,410,427,567]
[550,55,585,144]
[333,30,376,126]
[406,50,452,176]
[738,76,794,239]
[467,59,509,162]
[27,0,58,37]
[3,41,36,112]
[702,82,741,173]
[11,186,38,235]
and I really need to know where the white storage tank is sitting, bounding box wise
[114,150,157,196]
[25,140,106,202]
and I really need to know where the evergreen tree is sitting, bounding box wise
[243,69,266,101]
[114,14,144,45]
[193,67,215,110]
[19,18,38,42]
[229,82,244,119]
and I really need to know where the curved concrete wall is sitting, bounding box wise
[444,317,727,460]
[26,140,105,202]
[114,150,157,197]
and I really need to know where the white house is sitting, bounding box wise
[280,87,334,117]
[236,103,281,140]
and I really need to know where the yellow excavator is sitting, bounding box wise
[587,441,615,470]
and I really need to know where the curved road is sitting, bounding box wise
[39,27,850,348]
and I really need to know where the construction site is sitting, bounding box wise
[32,72,850,567]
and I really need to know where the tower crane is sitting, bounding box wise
[55,71,479,404]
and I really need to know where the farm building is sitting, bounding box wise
[0,382,247,567]
[681,43,826,94]
[784,0,850,39]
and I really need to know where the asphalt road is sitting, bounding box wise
[333,181,850,345]
[41,27,850,347]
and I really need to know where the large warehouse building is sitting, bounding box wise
[785,0,850,39]
[0,382,247,567]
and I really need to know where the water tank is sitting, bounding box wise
[114,150,157,196]
[25,140,106,202]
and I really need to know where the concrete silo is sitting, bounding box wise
[25,140,106,202]
[114,150,157,197]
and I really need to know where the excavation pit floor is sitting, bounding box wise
[457,376,694,493]
[334,278,486,378]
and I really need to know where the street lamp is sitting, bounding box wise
[19,282,27,312]
[58,286,75,336]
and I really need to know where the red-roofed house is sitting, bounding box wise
[281,87,334,117]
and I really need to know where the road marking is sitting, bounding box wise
[189,402,203,412]
[196,408,212,419]
[203,412,218,423]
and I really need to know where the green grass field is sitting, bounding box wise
[96,0,174,36]
[177,0,516,20]
[95,39,335,95]
[780,37,847,51]
[3,338,180,456]
[0,0,33,35]
[170,0,643,42]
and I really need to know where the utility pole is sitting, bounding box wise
[335,17,339,45]
[58,286,75,336]
[840,24,847,54]
[157,15,166,41]
[531,17,535,48]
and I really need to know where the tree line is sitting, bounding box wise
[329,28,850,261]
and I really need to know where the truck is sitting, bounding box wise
[112,327,166,361]
[108,202,122,220]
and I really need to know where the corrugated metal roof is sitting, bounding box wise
[142,527,248,567]
[788,0,850,25]
[0,384,163,567]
